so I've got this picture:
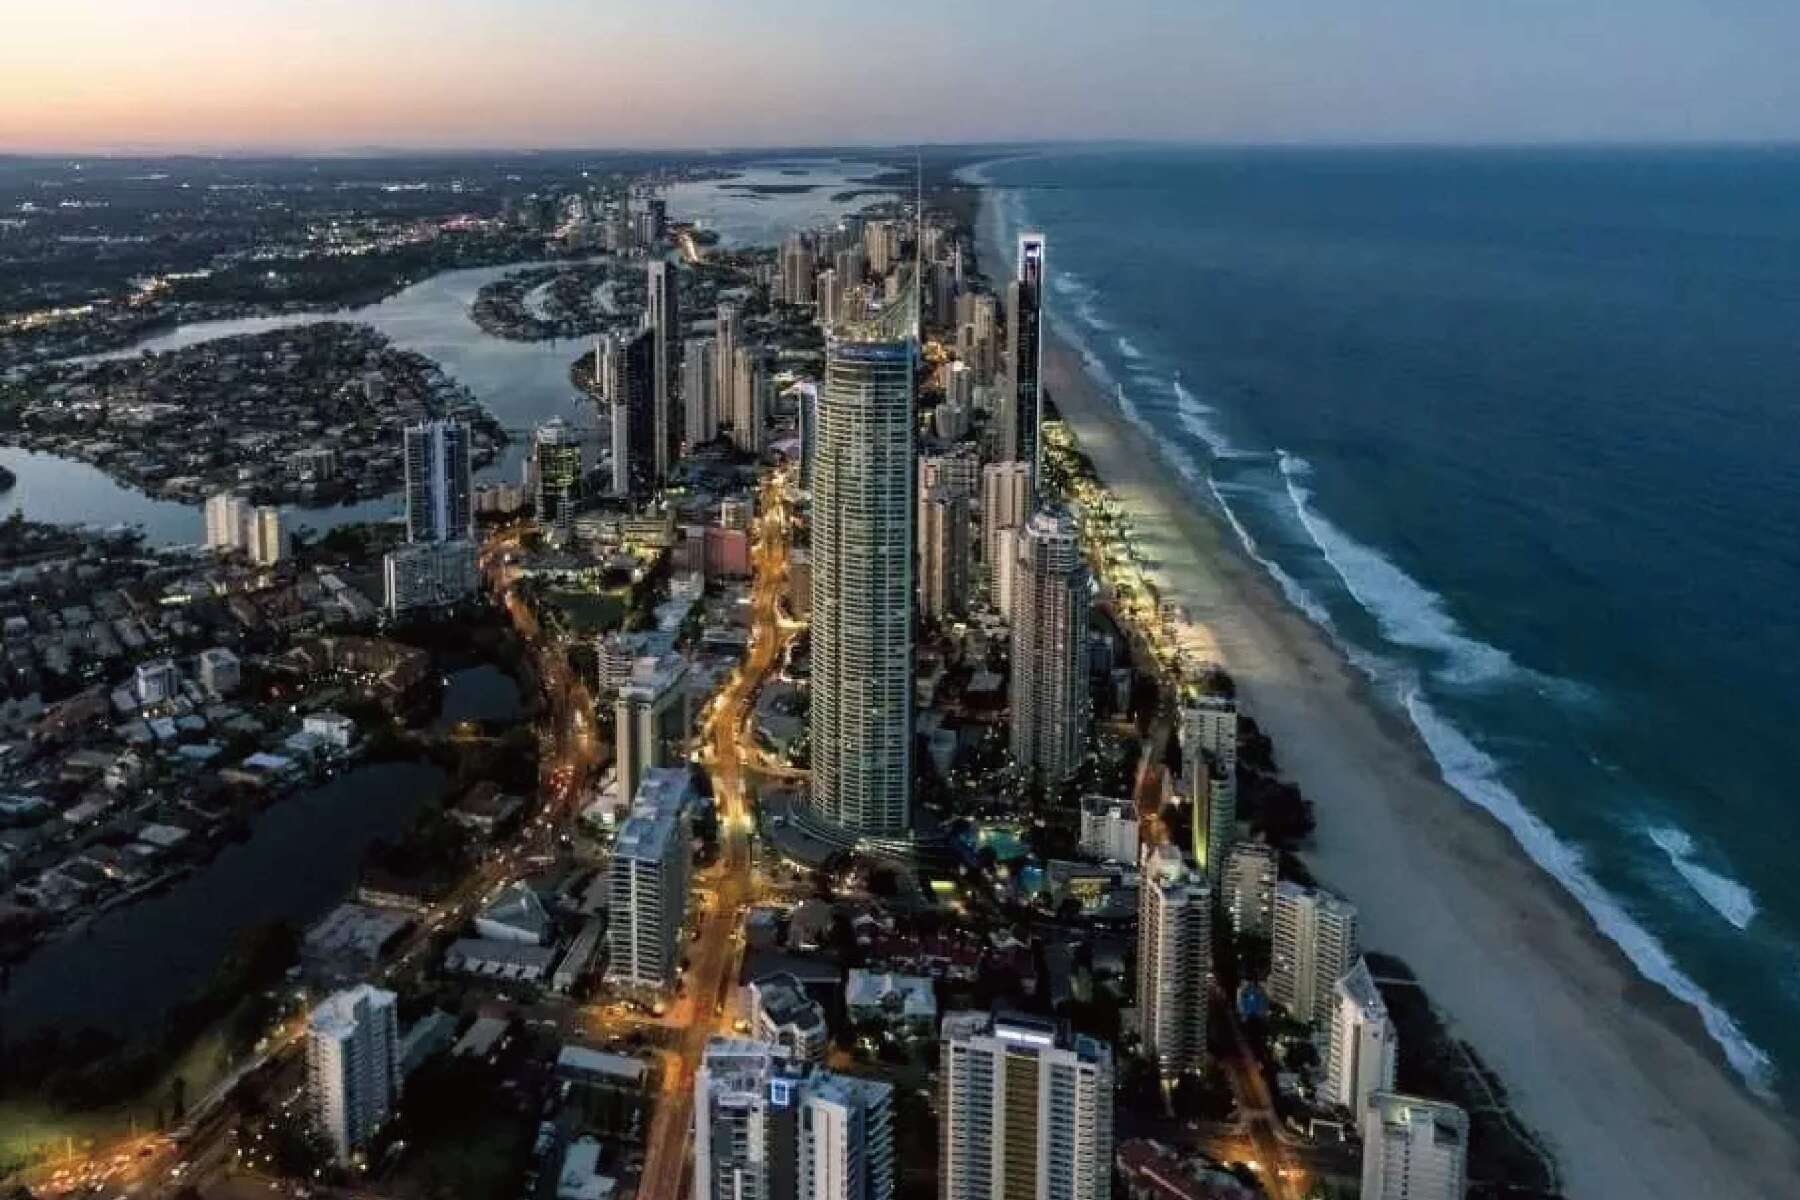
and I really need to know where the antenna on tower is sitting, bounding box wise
[912,146,924,343]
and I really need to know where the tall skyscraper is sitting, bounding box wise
[1009,507,1090,785]
[1138,845,1211,1077]
[248,506,285,566]
[610,328,658,497]
[1182,696,1240,878]
[403,419,473,543]
[615,653,690,807]
[781,232,817,306]
[203,491,248,552]
[938,1011,1113,1200]
[1271,882,1362,1025]
[809,339,914,837]
[1181,695,1238,773]
[1326,958,1399,1127]
[682,336,717,449]
[534,418,585,533]
[646,260,681,481]
[605,766,692,991]
[731,346,766,455]
[980,461,1031,601]
[917,485,970,620]
[694,1038,895,1200]
[306,984,399,1166]
[715,303,740,442]
[1222,842,1279,937]
[203,492,281,563]
[999,234,1046,486]
[1189,754,1237,881]
[1361,1094,1469,1200]
[796,381,819,489]
[817,267,840,326]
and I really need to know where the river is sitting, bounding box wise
[0,761,443,1041]
[0,158,896,546]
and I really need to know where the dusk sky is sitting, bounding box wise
[4,0,1797,152]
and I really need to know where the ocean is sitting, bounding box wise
[970,146,1800,1104]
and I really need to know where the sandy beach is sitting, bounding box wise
[1036,332,1800,1196]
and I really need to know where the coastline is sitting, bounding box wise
[993,214,1800,1193]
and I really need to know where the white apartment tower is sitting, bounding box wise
[1325,958,1399,1126]
[682,336,718,448]
[306,984,400,1166]
[1137,845,1211,1076]
[605,767,692,991]
[1009,507,1090,785]
[403,419,473,542]
[204,491,248,551]
[1078,795,1140,864]
[202,493,282,564]
[693,1037,896,1200]
[1180,695,1238,774]
[615,653,690,808]
[808,338,914,837]
[1361,1093,1470,1200]
[938,1011,1113,1200]
[1270,882,1361,1025]
[981,461,1030,604]
[1221,842,1279,937]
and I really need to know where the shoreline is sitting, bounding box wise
[982,198,1800,1193]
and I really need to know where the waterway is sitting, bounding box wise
[0,761,442,1041]
[432,662,525,732]
[3,158,893,546]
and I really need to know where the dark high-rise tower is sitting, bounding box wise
[609,327,658,498]
[1001,232,1047,488]
[646,259,681,480]
[403,419,473,543]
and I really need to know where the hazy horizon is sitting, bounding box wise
[5,1,1798,154]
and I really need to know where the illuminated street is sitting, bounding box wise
[638,468,800,1200]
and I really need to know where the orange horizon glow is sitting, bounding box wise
[4,0,1799,153]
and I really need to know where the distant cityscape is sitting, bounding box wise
[0,153,1510,1200]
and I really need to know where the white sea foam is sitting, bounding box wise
[1171,378,1256,460]
[1208,478,1338,629]
[1117,335,1144,361]
[1403,690,1774,1093]
[1277,449,1521,687]
[1648,827,1759,931]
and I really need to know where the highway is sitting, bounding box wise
[637,469,799,1200]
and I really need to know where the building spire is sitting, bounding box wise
[912,147,923,343]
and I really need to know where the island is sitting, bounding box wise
[0,322,505,508]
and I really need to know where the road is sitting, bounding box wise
[638,469,799,1200]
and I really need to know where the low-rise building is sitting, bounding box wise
[844,969,937,1032]
[444,937,557,982]
[476,880,553,945]
[1079,794,1139,864]
[198,647,241,696]
[748,972,829,1061]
